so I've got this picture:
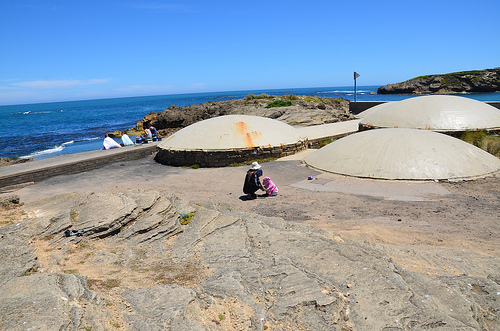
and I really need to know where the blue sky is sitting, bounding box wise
[1,0,498,105]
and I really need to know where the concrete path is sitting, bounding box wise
[0,142,160,188]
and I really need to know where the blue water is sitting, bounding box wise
[1,86,499,160]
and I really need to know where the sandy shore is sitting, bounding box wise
[13,151,500,260]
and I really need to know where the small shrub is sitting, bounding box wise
[265,100,292,108]
[178,211,195,225]
[191,164,201,169]
[319,138,336,148]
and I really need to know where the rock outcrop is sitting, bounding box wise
[132,95,352,138]
[378,68,500,95]
[1,190,499,330]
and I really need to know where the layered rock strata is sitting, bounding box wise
[0,190,499,330]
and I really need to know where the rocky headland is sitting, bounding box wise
[112,94,352,138]
[378,68,500,95]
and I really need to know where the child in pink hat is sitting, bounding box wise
[262,176,278,196]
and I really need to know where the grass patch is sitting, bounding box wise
[70,210,79,223]
[319,138,336,148]
[22,267,38,276]
[128,261,203,286]
[87,278,121,291]
[459,131,500,157]
[265,100,292,108]
[0,204,28,227]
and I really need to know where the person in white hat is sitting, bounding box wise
[243,161,264,199]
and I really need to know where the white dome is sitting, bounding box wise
[359,95,500,131]
[158,115,306,151]
[304,128,500,180]
[354,102,394,119]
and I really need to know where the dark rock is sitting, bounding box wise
[378,68,500,94]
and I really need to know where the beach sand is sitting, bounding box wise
[14,151,500,258]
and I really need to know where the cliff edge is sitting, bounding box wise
[378,68,500,94]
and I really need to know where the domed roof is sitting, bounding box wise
[304,128,500,180]
[359,95,500,131]
[354,102,394,119]
[158,115,306,151]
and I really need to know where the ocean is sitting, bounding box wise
[1,86,499,161]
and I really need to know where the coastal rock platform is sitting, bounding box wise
[1,155,499,330]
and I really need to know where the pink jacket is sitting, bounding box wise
[262,176,278,196]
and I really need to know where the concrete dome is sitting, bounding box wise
[359,95,500,131]
[155,115,307,167]
[304,128,500,180]
[158,115,305,150]
[354,102,393,119]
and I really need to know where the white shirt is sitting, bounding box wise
[103,137,121,149]
[121,134,134,146]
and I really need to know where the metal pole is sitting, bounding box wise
[354,75,357,109]
[354,72,360,113]
[354,72,357,112]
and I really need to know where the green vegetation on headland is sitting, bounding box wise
[265,100,292,108]
[378,68,500,94]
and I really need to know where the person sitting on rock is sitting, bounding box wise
[121,130,134,146]
[243,162,264,199]
[102,134,122,150]
[148,124,158,140]
[141,127,152,142]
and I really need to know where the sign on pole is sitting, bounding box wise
[354,72,360,111]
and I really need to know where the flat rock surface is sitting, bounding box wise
[1,156,499,330]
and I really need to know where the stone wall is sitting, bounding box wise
[154,141,308,167]
[0,144,158,188]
